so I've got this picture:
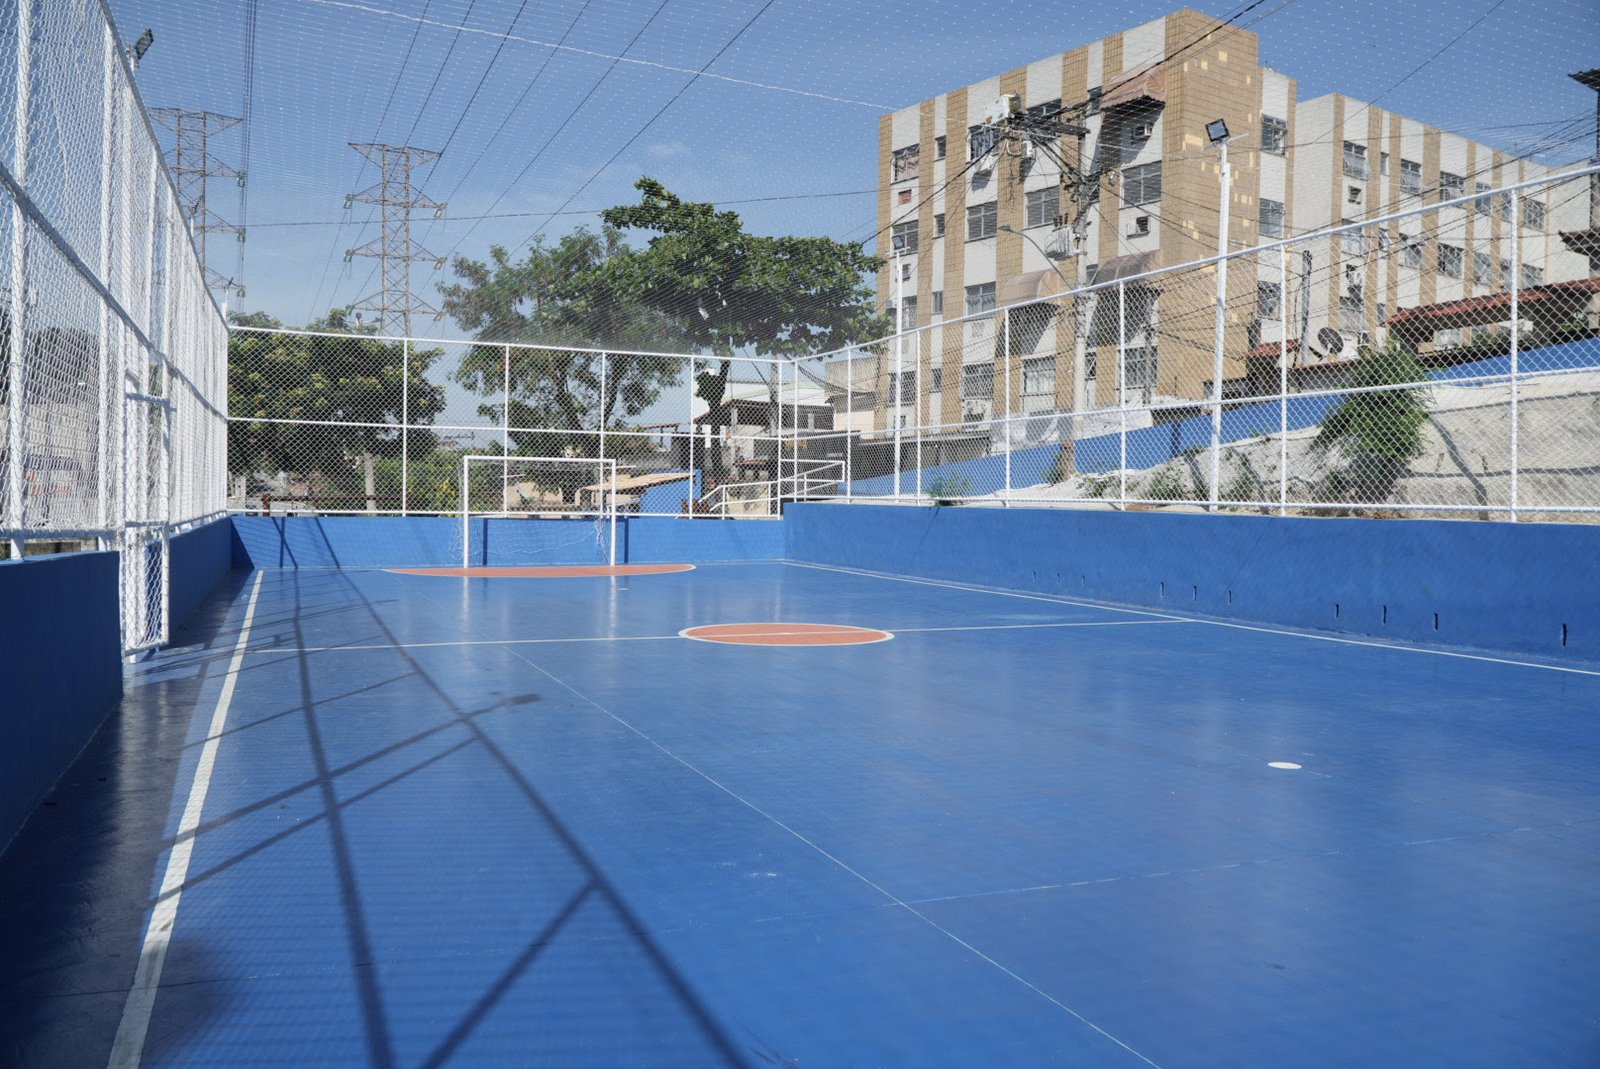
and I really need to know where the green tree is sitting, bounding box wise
[227,310,446,508]
[438,226,684,460]
[1313,340,1432,503]
[596,178,889,476]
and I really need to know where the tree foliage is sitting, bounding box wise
[439,226,684,456]
[1313,341,1431,462]
[226,310,445,496]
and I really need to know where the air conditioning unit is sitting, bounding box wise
[982,94,1021,125]
[1307,327,1354,362]
[1344,264,1362,287]
[1128,214,1151,237]
[974,152,997,174]
[1132,121,1154,141]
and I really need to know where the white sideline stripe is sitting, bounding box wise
[244,618,1190,654]
[782,560,1189,621]
[108,573,265,1069]
[787,560,1600,677]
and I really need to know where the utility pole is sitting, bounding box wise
[150,107,244,296]
[1566,69,1600,273]
[344,142,446,337]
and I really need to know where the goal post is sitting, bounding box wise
[458,455,619,569]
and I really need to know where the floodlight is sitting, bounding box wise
[1205,119,1230,145]
[129,29,154,66]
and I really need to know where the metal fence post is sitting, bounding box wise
[96,19,115,545]
[1002,308,1011,506]
[401,338,410,514]
[1117,282,1127,509]
[6,0,32,559]
[1278,246,1289,516]
[1509,193,1520,522]
[845,349,853,503]
[598,350,607,468]
[686,357,694,513]
[501,344,511,513]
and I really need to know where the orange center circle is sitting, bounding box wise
[390,564,695,578]
[680,622,893,647]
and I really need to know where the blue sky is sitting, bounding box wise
[110,0,1598,337]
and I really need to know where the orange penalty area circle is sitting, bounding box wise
[389,564,695,578]
[679,622,894,647]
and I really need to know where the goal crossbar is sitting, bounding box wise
[458,455,619,568]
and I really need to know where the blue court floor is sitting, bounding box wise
[3,561,1598,1067]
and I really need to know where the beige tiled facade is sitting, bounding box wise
[874,8,1590,431]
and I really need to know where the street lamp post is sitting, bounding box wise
[891,237,905,499]
[1205,118,1231,513]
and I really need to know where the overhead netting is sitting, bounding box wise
[98,0,1600,520]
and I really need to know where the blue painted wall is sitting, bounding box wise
[168,519,235,635]
[0,552,123,853]
[786,503,1599,662]
[637,471,702,514]
[230,514,786,569]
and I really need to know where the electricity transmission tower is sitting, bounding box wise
[344,142,447,337]
[150,107,244,296]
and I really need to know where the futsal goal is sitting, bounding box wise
[458,455,619,569]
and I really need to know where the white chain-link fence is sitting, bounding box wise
[1,0,229,652]
[798,167,1600,522]
[226,326,811,520]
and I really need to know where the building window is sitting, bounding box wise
[968,124,1000,161]
[1497,191,1512,222]
[965,282,996,316]
[891,220,919,255]
[1377,302,1387,325]
[1085,349,1097,380]
[1439,171,1464,201]
[1122,161,1162,205]
[931,290,943,315]
[1438,243,1463,278]
[1258,281,1281,317]
[1124,346,1157,389]
[1343,141,1368,179]
[1474,182,1494,215]
[966,202,998,240]
[1401,236,1423,270]
[901,296,918,328]
[900,261,912,282]
[1259,198,1285,239]
[1025,99,1061,122]
[934,213,946,238]
[1473,250,1492,284]
[888,369,916,405]
[1347,185,1364,206]
[897,189,912,205]
[1500,257,1512,282]
[1025,187,1060,228]
[1261,115,1287,155]
[1521,264,1544,288]
[935,135,947,160]
[1022,357,1055,397]
[891,144,920,182]
[1398,159,1421,196]
[1380,151,1390,176]
[961,362,994,400]
[1086,86,1103,116]
[1340,220,1366,256]
[930,367,943,393]
[1340,293,1364,333]
[1522,197,1546,230]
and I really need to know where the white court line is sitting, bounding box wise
[786,560,1600,678]
[782,560,1189,621]
[245,618,1191,654]
[108,573,266,1069]
[491,645,1166,1068]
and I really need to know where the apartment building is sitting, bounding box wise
[873,8,1590,434]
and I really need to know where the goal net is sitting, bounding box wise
[458,455,619,569]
